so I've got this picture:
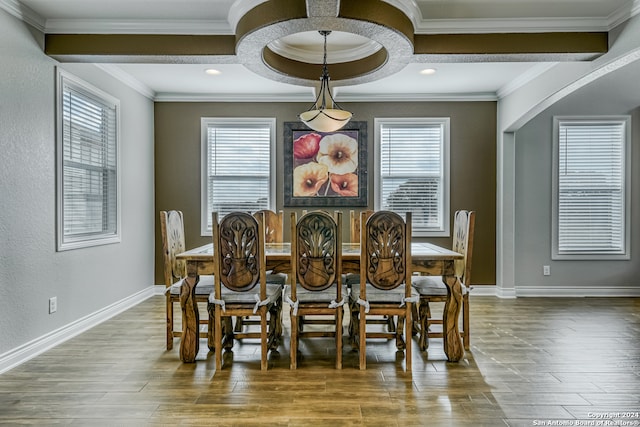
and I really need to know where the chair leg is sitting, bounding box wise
[207,313,215,351]
[261,307,268,371]
[418,300,429,351]
[290,311,298,369]
[463,293,470,350]
[348,299,359,349]
[268,299,283,350]
[166,296,174,351]
[336,306,343,369]
[234,316,244,333]
[359,306,366,370]
[396,316,406,350]
[214,306,222,371]
[386,315,396,332]
[222,318,234,350]
[405,305,412,372]
[411,304,420,336]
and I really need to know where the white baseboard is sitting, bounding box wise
[0,286,155,375]
[469,285,497,297]
[515,286,640,297]
[465,285,640,298]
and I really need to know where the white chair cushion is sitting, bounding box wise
[411,276,468,296]
[349,283,418,305]
[217,283,282,305]
[266,272,287,286]
[286,285,348,305]
[168,275,214,296]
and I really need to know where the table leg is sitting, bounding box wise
[442,274,464,362]
[179,275,200,363]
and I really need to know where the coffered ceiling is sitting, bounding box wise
[4,0,638,101]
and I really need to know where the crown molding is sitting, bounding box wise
[0,0,44,31]
[608,0,640,29]
[336,92,498,102]
[414,17,609,34]
[95,64,156,100]
[153,92,314,102]
[152,91,497,103]
[44,18,233,35]
[496,62,558,99]
[4,0,638,36]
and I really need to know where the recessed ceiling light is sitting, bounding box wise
[205,68,222,75]
[420,68,437,75]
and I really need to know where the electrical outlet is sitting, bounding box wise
[543,265,551,276]
[49,297,57,314]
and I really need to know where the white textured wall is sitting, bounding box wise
[514,77,640,295]
[0,9,155,356]
[497,14,640,296]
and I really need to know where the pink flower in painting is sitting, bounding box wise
[293,162,329,196]
[293,133,322,159]
[330,173,358,197]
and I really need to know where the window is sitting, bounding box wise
[56,69,120,251]
[201,118,275,235]
[375,118,450,236]
[552,117,631,260]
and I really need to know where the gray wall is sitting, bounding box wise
[514,62,640,295]
[0,9,155,357]
[154,101,497,286]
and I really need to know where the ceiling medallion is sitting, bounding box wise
[234,0,414,88]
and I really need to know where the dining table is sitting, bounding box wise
[175,241,465,363]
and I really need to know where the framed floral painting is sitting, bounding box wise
[284,121,367,207]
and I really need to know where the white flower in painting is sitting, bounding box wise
[317,134,358,174]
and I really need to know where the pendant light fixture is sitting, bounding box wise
[299,30,352,133]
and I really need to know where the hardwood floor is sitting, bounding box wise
[1,296,639,426]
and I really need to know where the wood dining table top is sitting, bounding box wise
[178,241,462,262]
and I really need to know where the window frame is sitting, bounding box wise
[374,117,451,237]
[552,116,631,260]
[56,68,121,251]
[200,117,276,236]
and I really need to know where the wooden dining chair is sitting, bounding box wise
[346,209,395,336]
[412,210,475,351]
[160,210,214,351]
[286,210,344,369]
[208,211,283,371]
[350,211,417,371]
[233,210,287,335]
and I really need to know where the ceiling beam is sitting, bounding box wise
[414,32,608,57]
[45,31,608,64]
[45,34,236,61]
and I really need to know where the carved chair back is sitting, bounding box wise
[213,211,264,294]
[292,210,342,294]
[253,209,284,244]
[160,210,186,287]
[363,210,412,291]
[452,210,475,284]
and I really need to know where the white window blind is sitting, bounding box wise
[553,117,630,259]
[56,70,120,251]
[376,118,450,236]
[201,118,275,234]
